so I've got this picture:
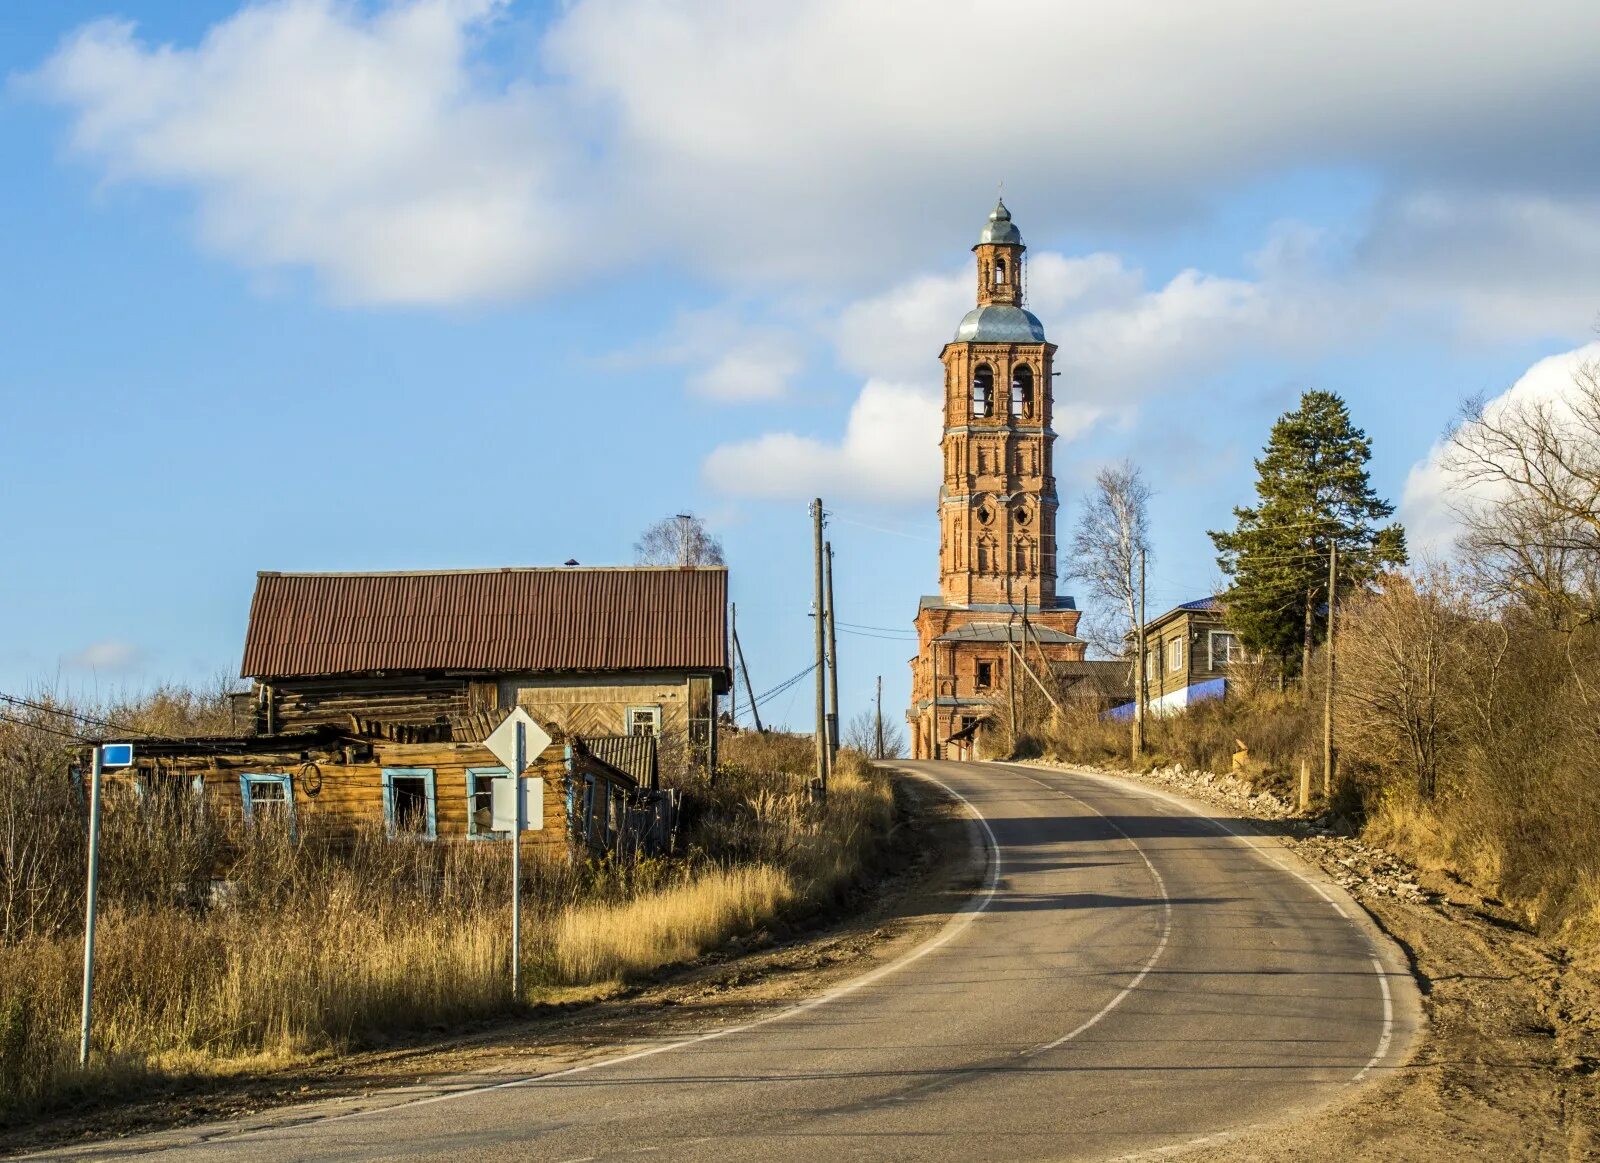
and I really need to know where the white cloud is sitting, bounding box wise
[29,0,578,303]
[710,232,1355,502]
[702,380,940,502]
[26,0,1600,313]
[686,337,804,403]
[1400,341,1600,555]
[64,639,143,672]
[1362,191,1600,339]
[605,306,806,402]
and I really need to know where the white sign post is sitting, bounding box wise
[482,708,551,1001]
[80,742,133,1067]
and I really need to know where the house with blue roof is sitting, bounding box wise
[1109,597,1245,719]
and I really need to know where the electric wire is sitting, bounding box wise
[0,711,94,742]
[0,692,154,737]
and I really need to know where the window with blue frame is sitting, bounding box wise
[239,773,294,831]
[382,768,437,840]
[466,766,510,838]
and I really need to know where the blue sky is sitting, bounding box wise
[3,1,1597,729]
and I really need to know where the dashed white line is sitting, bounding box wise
[1018,774,1173,1057]
[1006,762,1404,1083]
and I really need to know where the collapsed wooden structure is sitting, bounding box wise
[97,714,679,860]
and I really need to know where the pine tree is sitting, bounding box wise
[1209,391,1407,678]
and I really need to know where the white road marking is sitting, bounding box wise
[1016,775,1174,1058]
[1352,955,1395,1082]
[1005,762,1404,1083]
[210,768,1005,1137]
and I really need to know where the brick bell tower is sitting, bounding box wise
[909,199,1087,760]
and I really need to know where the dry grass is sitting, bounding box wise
[552,864,796,984]
[0,705,895,1122]
[1023,580,1600,947]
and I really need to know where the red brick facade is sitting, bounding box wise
[909,203,1086,759]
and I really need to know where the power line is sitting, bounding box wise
[837,620,916,634]
[0,711,93,743]
[838,627,917,642]
[0,692,152,738]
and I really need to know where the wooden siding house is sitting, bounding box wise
[1134,598,1244,715]
[94,565,727,859]
[241,566,730,775]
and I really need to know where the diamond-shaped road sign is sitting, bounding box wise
[482,706,553,775]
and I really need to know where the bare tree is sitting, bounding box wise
[634,513,726,567]
[843,708,905,759]
[1335,568,1484,800]
[1066,462,1152,654]
[1445,358,1600,631]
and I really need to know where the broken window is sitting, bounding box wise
[994,257,1008,286]
[239,773,294,833]
[383,768,437,840]
[467,766,509,838]
[972,364,994,418]
[627,705,663,736]
[976,660,994,690]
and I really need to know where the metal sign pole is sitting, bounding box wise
[512,720,524,1001]
[78,745,105,1068]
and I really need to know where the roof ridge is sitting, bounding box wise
[257,565,729,578]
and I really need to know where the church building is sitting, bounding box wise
[908,200,1088,759]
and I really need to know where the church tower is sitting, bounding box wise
[909,200,1086,761]
[938,199,1058,608]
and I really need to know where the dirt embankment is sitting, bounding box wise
[1033,760,1600,1161]
[0,777,979,1159]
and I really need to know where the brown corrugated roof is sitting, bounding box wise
[240,567,728,679]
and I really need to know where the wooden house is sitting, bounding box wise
[97,714,684,860]
[1133,597,1244,715]
[239,565,731,778]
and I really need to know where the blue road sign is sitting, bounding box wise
[100,743,134,768]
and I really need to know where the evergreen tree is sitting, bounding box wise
[1209,391,1407,677]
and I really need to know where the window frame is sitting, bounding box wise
[238,772,295,832]
[975,660,994,691]
[1208,630,1242,669]
[466,765,511,840]
[626,704,663,737]
[382,767,438,841]
[1166,636,1185,674]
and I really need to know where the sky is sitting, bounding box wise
[2,0,1598,731]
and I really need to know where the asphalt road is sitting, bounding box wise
[41,761,1419,1163]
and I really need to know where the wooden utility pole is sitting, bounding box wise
[1132,549,1147,760]
[1007,611,1018,743]
[930,637,940,760]
[824,542,841,768]
[874,675,884,759]
[731,602,763,734]
[1323,539,1338,799]
[812,499,829,794]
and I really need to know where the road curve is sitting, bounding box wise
[39,761,1419,1163]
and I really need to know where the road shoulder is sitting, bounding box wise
[5,773,984,1160]
[1021,758,1600,1161]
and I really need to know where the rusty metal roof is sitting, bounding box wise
[241,567,729,680]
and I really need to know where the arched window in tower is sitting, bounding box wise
[1010,365,1034,419]
[994,257,1008,286]
[972,364,993,418]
